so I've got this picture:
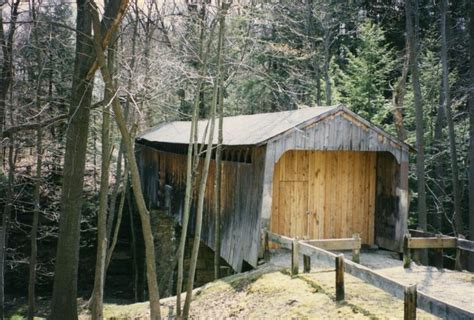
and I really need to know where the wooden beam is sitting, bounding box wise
[408,229,436,237]
[267,231,293,249]
[299,241,338,266]
[344,259,406,299]
[407,237,456,249]
[417,290,474,319]
[457,238,474,253]
[302,238,361,251]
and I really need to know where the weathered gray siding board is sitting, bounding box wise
[375,152,402,251]
[136,144,265,271]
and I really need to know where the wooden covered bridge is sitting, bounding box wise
[135,105,412,271]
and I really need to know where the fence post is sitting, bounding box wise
[433,234,443,269]
[335,254,344,301]
[303,254,311,273]
[263,230,270,262]
[454,248,463,271]
[403,234,411,269]
[454,236,463,271]
[291,237,299,275]
[352,233,361,263]
[404,284,417,320]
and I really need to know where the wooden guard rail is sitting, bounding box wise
[265,231,473,320]
[404,230,474,270]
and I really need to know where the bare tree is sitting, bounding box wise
[175,2,212,316]
[391,34,409,141]
[469,0,474,270]
[27,128,42,320]
[214,0,229,281]
[91,26,115,320]
[440,0,463,236]
[49,1,129,319]
[182,2,230,318]
[0,0,20,146]
[407,0,427,237]
[0,137,14,319]
[89,1,161,318]
[27,2,44,318]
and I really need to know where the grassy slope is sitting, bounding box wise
[73,264,438,319]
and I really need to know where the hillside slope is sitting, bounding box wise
[84,264,439,319]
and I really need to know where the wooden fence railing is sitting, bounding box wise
[404,230,474,270]
[265,231,473,320]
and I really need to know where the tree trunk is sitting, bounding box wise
[0,0,20,150]
[440,0,463,236]
[176,3,210,316]
[0,139,14,319]
[214,4,228,281]
[467,0,474,270]
[106,164,129,270]
[107,0,138,246]
[28,127,42,320]
[213,88,224,280]
[305,0,321,106]
[50,3,94,314]
[28,2,43,318]
[407,0,427,235]
[323,30,331,106]
[391,38,409,141]
[128,187,139,302]
[432,79,446,233]
[182,2,229,318]
[91,32,114,320]
[50,2,129,319]
[89,3,161,318]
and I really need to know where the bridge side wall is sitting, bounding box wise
[136,143,266,271]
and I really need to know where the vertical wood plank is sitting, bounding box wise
[368,153,376,245]
[352,151,361,239]
[346,152,354,238]
[318,152,326,239]
[307,151,316,239]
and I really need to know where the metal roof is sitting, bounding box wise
[137,106,335,146]
[137,105,413,150]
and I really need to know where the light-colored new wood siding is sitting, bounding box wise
[261,110,409,251]
[270,150,377,244]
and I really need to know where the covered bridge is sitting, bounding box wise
[135,105,411,271]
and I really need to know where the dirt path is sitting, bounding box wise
[270,248,474,314]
